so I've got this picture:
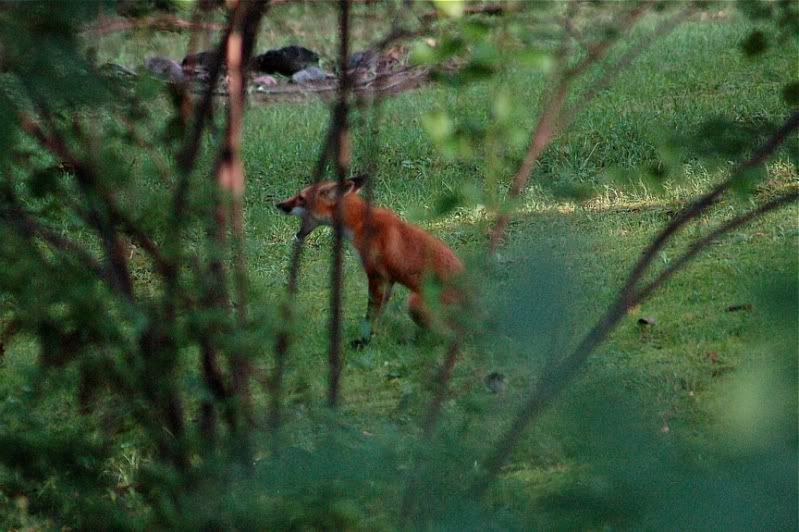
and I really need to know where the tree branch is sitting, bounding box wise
[471,111,799,497]
[328,0,352,409]
[269,116,336,451]
[636,190,799,303]
[201,0,269,432]
[0,196,107,283]
[560,6,693,133]
[19,114,135,300]
[488,2,652,253]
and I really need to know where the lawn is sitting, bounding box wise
[1,4,797,529]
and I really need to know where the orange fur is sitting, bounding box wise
[277,176,463,344]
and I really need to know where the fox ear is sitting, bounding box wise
[346,174,366,194]
[321,176,366,200]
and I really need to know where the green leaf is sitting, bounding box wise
[731,163,767,198]
[410,41,437,65]
[741,30,768,56]
[357,319,371,340]
[471,42,500,68]
[434,189,465,216]
[516,49,554,72]
[433,0,465,18]
[783,82,799,107]
[421,111,454,143]
[463,20,490,40]
[493,91,512,122]
[550,181,595,202]
[28,167,63,199]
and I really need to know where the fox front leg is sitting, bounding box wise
[351,277,393,350]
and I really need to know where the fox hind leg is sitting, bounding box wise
[351,277,393,350]
[407,292,431,329]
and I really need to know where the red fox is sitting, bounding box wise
[276,175,463,346]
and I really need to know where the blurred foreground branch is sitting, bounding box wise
[327,0,353,409]
[472,111,799,496]
[205,0,269,432]
[488,1,679,252]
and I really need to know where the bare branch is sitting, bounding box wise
[399,337,461,522]
[203,0,269,428]
[174,3,242,195]
[1,197,106,283]
[269,120,335,450]
[19,114,135,300]
[565,2,650,78]
[328,0,353,409]
[488,2,652,253]
[636,190,799,302]
[471,111,799,496]
[560,6,694,136]
[617,111,799,308]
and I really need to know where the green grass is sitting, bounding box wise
[239,14,798,524]
[3,6,798,528]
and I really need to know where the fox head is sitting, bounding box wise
[276,175,366,239]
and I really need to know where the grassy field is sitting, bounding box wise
[3,4,798,528]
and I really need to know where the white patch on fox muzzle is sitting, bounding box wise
[290,206,306,217]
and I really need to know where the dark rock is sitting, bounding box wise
[291,66,329,84]
[144,57,184,83]
[184,68,211,83]
[181,50,221,70]
[484,372,506,394]
[181,50,222,82]
[252,46,319,76]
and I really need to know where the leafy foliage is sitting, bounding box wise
[0,0,796,529]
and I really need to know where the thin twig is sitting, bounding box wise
[636,190,799,302]
[328,0,352,409]
[470,112,799,497]
[174,4,240,199]
[0,199,107,283]
[560,6,694,135]
[617,111,799,309]
[566,2,651,78]
[399,336,461,522]
[19,114,136,301]
[206,0,269,428]
[488,2,651,252]
[269,120,336,451]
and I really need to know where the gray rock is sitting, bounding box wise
[253,74,278,87]
[291,66,328,84]
[145,56,184,83]
[484,372,506,394]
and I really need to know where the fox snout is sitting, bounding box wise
[276,199,294,214]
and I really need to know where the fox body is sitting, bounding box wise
[276,176,463,345]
